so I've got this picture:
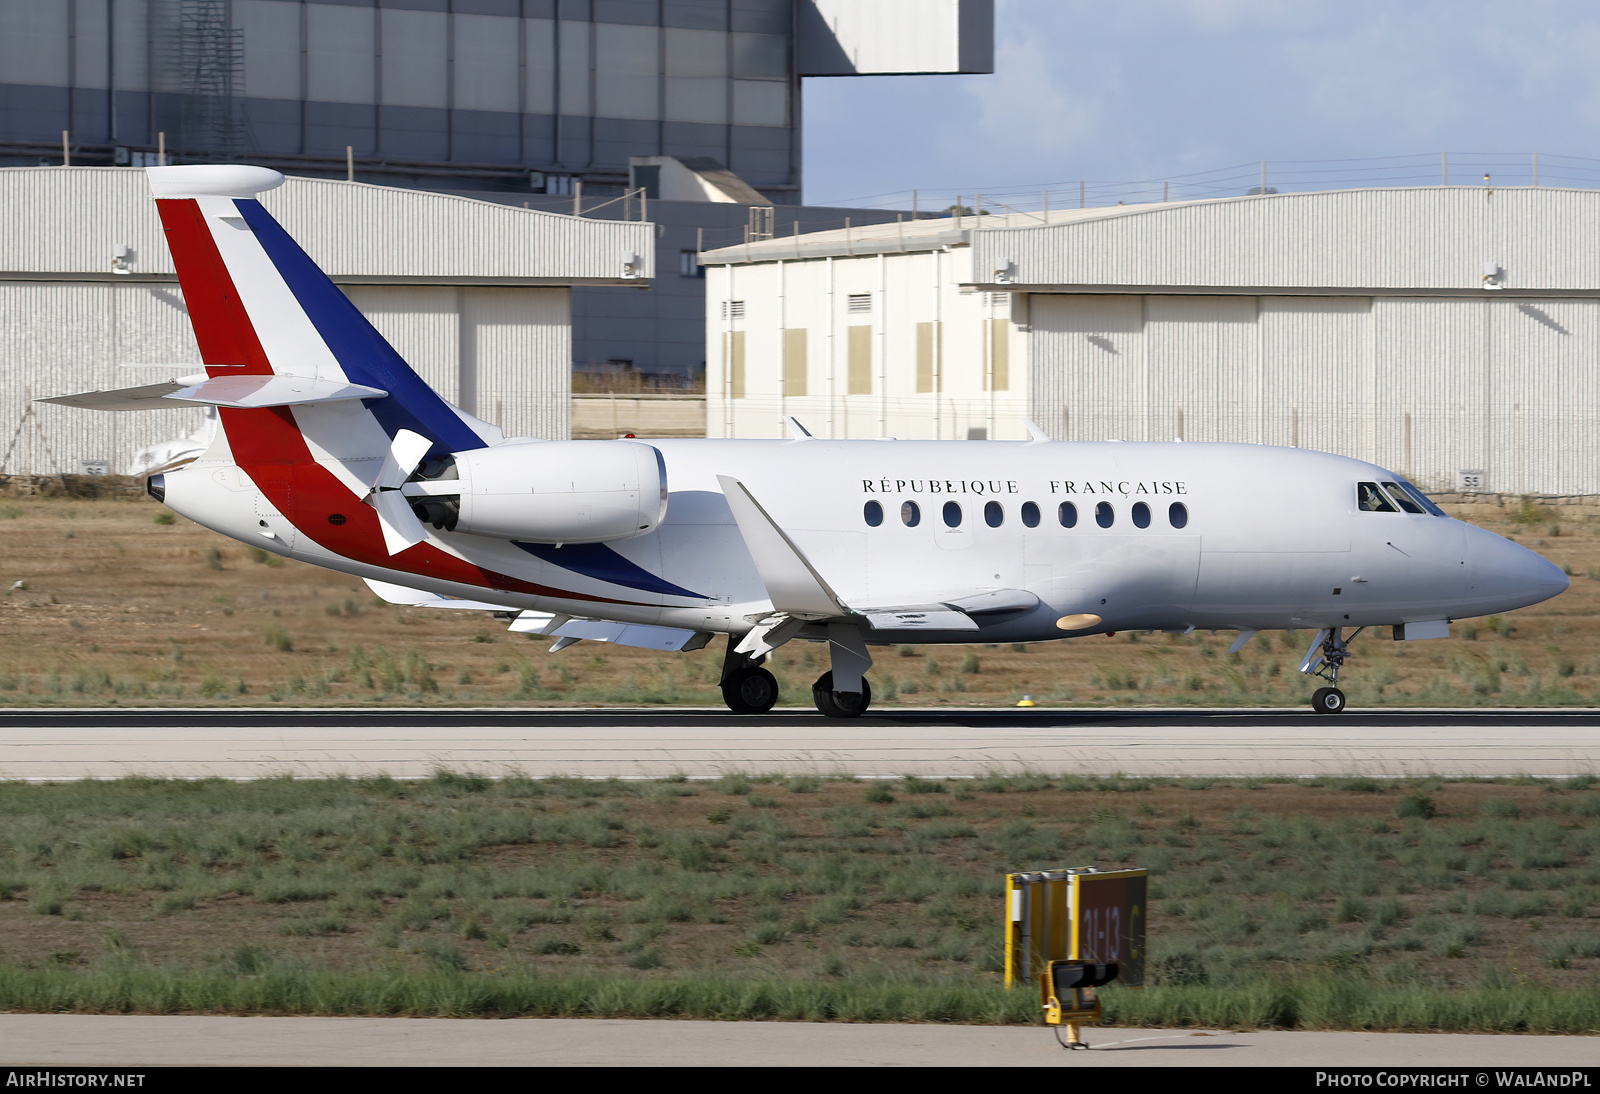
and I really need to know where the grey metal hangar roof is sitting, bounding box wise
[0,166,653,288]
[961,187,1600,297]
[702,186,1600,299]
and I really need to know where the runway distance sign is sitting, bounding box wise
[1005,867,1147,989]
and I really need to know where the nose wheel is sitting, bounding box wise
[1302,627,1362,714]
[1311,686,1346,715]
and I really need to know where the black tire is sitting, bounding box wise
[1311,686,1347,715]
[722,667,779,714]
[812,671,872,718]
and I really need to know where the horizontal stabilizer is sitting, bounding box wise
[42,374,387,411]
[171,374,387,408]
[717,476,848,619]
[362,578,517,611]
[40,379,201,411]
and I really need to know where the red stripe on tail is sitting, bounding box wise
[154,199,636,607]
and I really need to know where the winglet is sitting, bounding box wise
[1024,418,1052,443]
[783,416,814,441]
[717,475,846,619]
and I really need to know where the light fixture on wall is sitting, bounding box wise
[621,250,640,279]
[1483,261,1503,290]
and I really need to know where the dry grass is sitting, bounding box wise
[0,773,1596,1028]
[0,492,1594,707]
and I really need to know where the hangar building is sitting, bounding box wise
[0,0,994,382]
[0,165,649,474]
[701,186,1600,496]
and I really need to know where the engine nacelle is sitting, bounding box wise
[403,440,667,544]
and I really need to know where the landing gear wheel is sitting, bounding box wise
[1311,686,1347,715]
[722,667,779,714]
[812,671,872,718]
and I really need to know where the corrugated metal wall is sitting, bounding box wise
[1,282,571,474]
[1029,292,1600,494]
[0,280,206,474]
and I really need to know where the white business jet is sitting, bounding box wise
[47,166,1568,716]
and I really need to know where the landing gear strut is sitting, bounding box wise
[1304,627,1363,714]
[719,640,778,714]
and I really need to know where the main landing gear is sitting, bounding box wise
[1304,627,1363,715]
[718,629,875,717]
[719,641,778,714]
[812,671,872,718]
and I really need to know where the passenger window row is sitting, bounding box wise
[863,499,1189,530]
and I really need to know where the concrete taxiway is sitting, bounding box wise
[0,1014,1594,1067]
[0,706,1593,779]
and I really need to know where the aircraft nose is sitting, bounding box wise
[1467,528,1569,612]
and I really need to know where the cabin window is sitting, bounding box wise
[901,500,921,527]
[864,501,883,527]
[1382,481,1426,515]
[984,501,1004,528]
[1357,482,1398,513]
[943,501,962,527]
[1021,501,1040,528]
[1058,501,1078,528]
[1096,502,1115,528]
[1132,501,1151,528]
[1169,502,1188,528]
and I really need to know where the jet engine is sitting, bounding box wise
[402,440,667,544]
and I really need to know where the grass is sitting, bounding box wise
[0,773,1595,1029]
[0,490,1598,708]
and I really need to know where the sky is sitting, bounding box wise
[800,0,1600,209]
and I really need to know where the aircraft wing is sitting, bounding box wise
[717,475,850,620]
[718,476,1041,638]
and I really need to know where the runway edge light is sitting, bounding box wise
[1004,866,1147,1050]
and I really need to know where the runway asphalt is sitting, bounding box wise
[0,705,1594,779]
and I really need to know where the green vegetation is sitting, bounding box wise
[0,774,1595,1029]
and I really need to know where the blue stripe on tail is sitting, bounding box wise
[235,199,487,455]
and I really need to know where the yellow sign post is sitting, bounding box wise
[1004,867,1147,1049]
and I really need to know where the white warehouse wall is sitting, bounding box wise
[705,251,1031,441]
[1029,292,1600,496]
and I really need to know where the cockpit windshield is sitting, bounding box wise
[1392,477,1448,516]
[1357,482,1397,512]
[1357,479,1448,517]
[1382,481,1426,514]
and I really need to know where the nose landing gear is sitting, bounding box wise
[1301,627,1363,715]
